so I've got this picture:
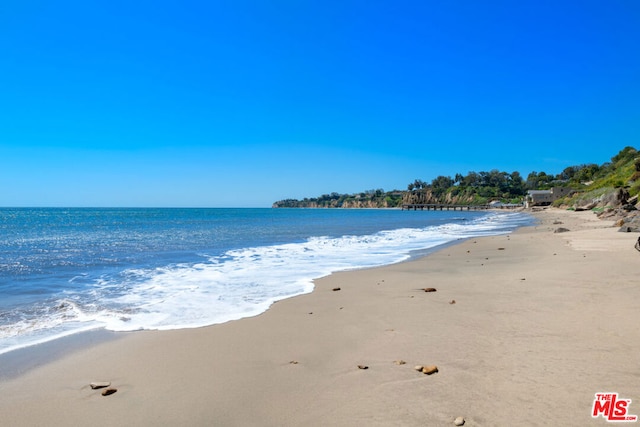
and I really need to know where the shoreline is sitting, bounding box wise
[0,208,527,371]
[1,208,638,425]
[0,237,474,377]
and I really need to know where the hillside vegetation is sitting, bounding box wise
[272,146,640,209]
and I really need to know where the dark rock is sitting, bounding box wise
[618,213,640,232]
[554,227,570,233]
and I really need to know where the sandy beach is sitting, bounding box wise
[1,208,639,426]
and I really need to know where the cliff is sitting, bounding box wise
[273,146,639,210]
[272,191,404,208]
[402,189,477,206]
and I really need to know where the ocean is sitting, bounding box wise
[0,207,533,355]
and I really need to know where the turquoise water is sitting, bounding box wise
[0,208,533,355]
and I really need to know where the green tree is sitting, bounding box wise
[431,175,454,193]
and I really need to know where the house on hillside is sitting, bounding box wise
[525,187,574,207]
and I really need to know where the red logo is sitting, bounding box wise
[592,393,638,422]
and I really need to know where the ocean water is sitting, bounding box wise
[0,208,533,355]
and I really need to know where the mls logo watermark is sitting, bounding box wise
[592,393,638,422]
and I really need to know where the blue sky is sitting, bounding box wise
[1,0,638,207]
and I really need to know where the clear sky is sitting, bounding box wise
[1,0,638,207]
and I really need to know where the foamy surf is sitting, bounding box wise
[0,209,532,355]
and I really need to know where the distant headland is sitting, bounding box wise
[273,146,640,218]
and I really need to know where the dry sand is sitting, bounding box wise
[1,208,639,426]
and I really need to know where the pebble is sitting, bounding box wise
[357,365,369,370]
[101,388,117,396]
[414,365,424,371]
[454,416,465,425]
[332,287,341,291]
[90,381,110,390]
[394,360,406,365]
[422,365,438,375]
[423,288,437,292]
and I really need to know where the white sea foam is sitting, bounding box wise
[94,212,522,332]
[0,211,529,355]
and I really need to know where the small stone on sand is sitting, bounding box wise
[454,416,465,425]
[414,365,424,371]
[449,300,456,304]
[422,365,438,375]
[357,365,369,370]
[332,287,341,291]
[394,360,406,365]
[101,388,117,396]
[90,381,110,390]
[423,288,437,292]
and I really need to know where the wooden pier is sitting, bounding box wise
[401,203,490,211]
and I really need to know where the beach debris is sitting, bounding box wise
[289,360,299,365]
[332,287,341,291]
[449,300,456,304]
[413,364,439,375]
[357,365,369,370]
[520,278,526,281]
[90,381,111,390]
[422,365,439,375]
[394,360,406,365]
[454,416,465,426]
[497,247,505,250]
[423,287,437,292]
[101,388,118,396]
[554,227,570,233]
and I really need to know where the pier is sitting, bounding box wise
[401,203,491,211]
